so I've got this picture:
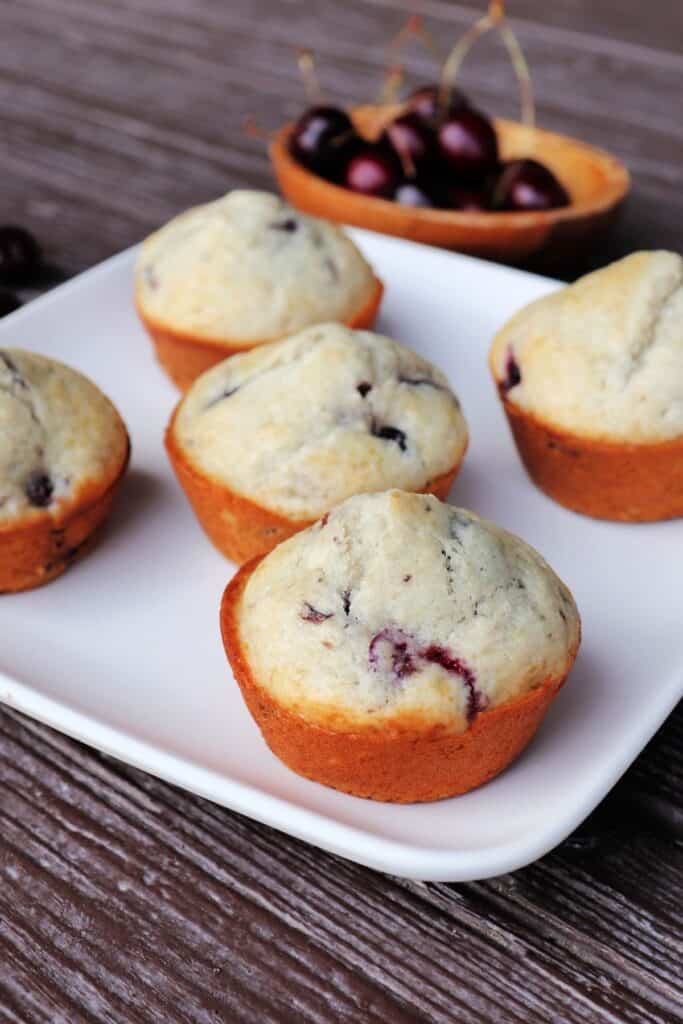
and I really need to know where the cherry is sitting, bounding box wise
[437,109,498,178]
[393,181,436,208]
[382,112,437,177]
[0,290,21,317]
[405,84,470,124]
[0,226,41,285]
[344,147,400,198]
[289,105,356,178]
[445,185,489,212]
[493,159,570,211]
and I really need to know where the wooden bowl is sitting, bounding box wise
[271,105,630,267]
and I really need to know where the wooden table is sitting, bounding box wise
[1,2,682,1020]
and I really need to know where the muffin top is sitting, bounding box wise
[490,251,683,443]
[0,349,128,524]
[235,491,580,732]
[135,190,377,344]
[172,323,468,519]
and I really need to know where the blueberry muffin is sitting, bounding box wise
[135,190,383,390]
[0,350,130,592]
[166,323,468,564]
[221,490,580,802]
[490,251,683,521]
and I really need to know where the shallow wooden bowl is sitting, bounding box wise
[271,105,630,266]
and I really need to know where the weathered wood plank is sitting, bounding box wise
[1,708,681,1023]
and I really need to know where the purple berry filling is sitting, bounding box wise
[502,349,521,392]
[421,644,488,721]
[300,602,333,623]
[270,218,298,232]
[371,421,407,452]
[25,471,53,508]
[369,627,417,680]
[369,628,487,722]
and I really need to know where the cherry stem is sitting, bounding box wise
[297,49,322,103]
[498,20,535,129]
[379,14,443,105]
[379,64,405,106]
[438,13,494,118]
[438,1,536,130]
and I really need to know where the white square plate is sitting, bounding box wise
[1,230,681,882]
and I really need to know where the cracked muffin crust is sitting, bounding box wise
[0,349,130,591]
[135,190,383,390]
[490,251,683,521]
[221,490,580,802]
[166,323,468,563]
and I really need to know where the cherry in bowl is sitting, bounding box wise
[437,110,499,179]
[405,84,470,124]
[344,147,401,199]
[382,112,437,177]
[289,105,357,179]
[492,159,570,211]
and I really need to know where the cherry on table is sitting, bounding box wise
[289,105,356,178]
[0,290,21,317]
[437,109,498,178]
[344,147,401,198]
[492,159,570,211]
[405,84,470,124]
[0,226,41,285]
[382,112,437,177]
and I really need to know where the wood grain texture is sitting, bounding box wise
[1,709,682,1024]
[1,1,682,1021]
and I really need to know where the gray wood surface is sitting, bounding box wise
[1,2,682,1021]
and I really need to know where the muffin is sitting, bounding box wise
[135,190,383,390]
[221,490,581,803]
[0,349,130,592]
[489,251,683,521]
[166,322,468,564]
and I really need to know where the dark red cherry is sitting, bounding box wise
[345,147,401,198]
[0,290,21,317]
[0,226,41,285]
[290,105,355,177]
[382,112,437,176]
[437,110,498,178]
[445,185,489,211]
[405,84,470,124]
[393,181,436,208]
[492,159,570,211]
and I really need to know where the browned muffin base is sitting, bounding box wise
[138,277,384,392]
[220,559,578,803]
[500,394,683,522]
[166,406,464,564]
[0,440,130,593]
